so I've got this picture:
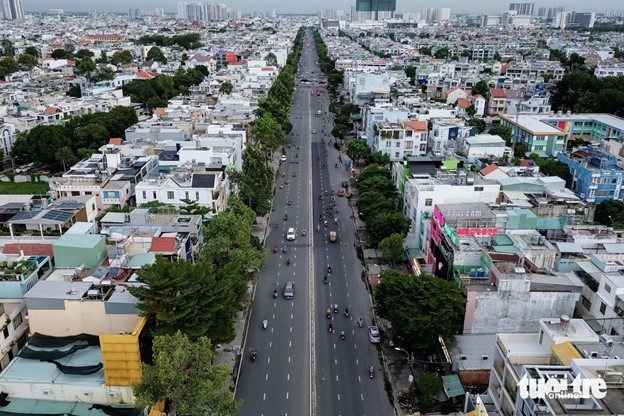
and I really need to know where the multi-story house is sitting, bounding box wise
[487,88,508,116]
[49,152,158,211]
[557,146,624,203]
[394,164,500,252]
[428,118,472,155]
[373,120,428,161]
[499,114,568,157]
[134,164,228,216]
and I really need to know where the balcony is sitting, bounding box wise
[493,359,504,380]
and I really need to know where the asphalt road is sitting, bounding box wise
[236,29,393,416]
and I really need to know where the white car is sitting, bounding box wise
[280,155,287,161]
[286,228,296,241]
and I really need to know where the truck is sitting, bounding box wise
[317,110,322,116]
[329,231,337,242]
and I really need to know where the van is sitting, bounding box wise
[286,228,296,241]
[283,281,295,299]
[329,231,337,242]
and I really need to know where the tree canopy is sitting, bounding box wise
[146,46,167,64]
[471,80,490,97]
[374,270,466,350]
[230,145,274,216]
[135,33,202,50]
[378,233,405,266]
[0,56,19,77]
[346,139,371,164]
[132,331,240,416]
[595,200,624,228]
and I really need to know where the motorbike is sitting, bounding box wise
[345,309,349,318]
[357,318,363,328]
[302,229,306,236]
[335,164,338,168]
[324,221,328,227]
[273,245,278,253]
[287,201,291,206]
[328,323,333,333]
[286,258,291,266]
[334,218,338,224]
[282,246,287,254]
[251,350,257,362]
[273,290,278,299]
[262,320,268,330]
[327,266,332,274]
[323,276,328,284]
[333,305,338,314]
[369,367,374,379]
[317,225,321,233]
[340,331,345,340]
[280,184,283,189]
[326,308,331,319]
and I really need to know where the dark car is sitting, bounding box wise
[342,181,349,188]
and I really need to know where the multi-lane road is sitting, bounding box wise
[235,29,393,416]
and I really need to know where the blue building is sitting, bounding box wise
[557,146,624,203]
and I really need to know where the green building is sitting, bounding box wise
[52,233,107,268]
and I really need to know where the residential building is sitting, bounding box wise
[353,0,395,21]
[462,134,510,162]
[373,120,428,161]
[557,146,624,203]
[396,165,500,252]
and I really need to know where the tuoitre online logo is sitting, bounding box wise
[518,374,607,400]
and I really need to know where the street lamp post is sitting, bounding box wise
[395,347,415,380]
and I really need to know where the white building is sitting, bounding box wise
[463,134,509,162]
[134,166,228,216]
[374,120,428,161]
[396,165,501,251]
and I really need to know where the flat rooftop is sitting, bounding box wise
[0,397,138,415]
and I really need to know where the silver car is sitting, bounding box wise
[368,326,381,344]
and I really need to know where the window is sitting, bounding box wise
[395,152,400,158]
[405,130,413,137]
[581,296,591,311]
[385,141,391,148]
[12,314,23,330]
[167,191,175,200]
[142,191,146,199]
[600,302,607,315]
[2,327,8,339]
[395,141,401,148]
[185,191,189,200]
[474,186,484,192]
[604,284,611,294]
[152,191,157,199]
[425,199,433,207]
[196,192,200,200]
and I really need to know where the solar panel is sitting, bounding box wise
[41,210,73,223]
[0,202,27,209]
[191,174,216,189]
[9,211,39,221]
[56,202,83,210]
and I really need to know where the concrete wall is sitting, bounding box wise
[27,300,140,337]
[0,380,134,405]
[465,284,579,334]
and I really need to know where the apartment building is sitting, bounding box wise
[499,114,568,157]
[557,146,624,203]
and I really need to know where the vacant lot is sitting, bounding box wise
[0,181,49,195]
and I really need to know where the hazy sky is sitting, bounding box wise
[23,0,622,15]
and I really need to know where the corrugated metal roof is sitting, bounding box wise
[603,243,624,254]
[554,242,584,253]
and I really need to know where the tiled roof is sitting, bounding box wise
[457,98,471,109]
[479,164,499,176]
[490,88,507,98]
[403,120,428,131]
[109,138,122,145]
[2,243,54,257]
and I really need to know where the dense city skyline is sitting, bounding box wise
[22,0,622,15]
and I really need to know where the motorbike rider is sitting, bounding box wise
[324,275,328,284]
[287,258,291,265]
[328,323,333,332]
[273,289,278,298]
[345,308,349,317]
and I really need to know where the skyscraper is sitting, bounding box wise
[508,2,534,16]
[0,0,23,20]
[354,0,395,21]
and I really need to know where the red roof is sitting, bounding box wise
[480,164,499,176]
[403,120,428,131]
[44,106,58,114]
[109,138,123,145]
[490,88,507,99]
[456,98,471,109]
[2,243,54,258]
[149,237,176,254]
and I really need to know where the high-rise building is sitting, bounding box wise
[354,0,395,21]
[0,0,23,20]
[508,2,534,16]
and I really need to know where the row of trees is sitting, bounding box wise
[135,33,202,50]
[10,106,138,167]
[356,164,410,246]
[312,30,344,97]
[129,196,263,414]
[230,29,304,216]
[122,66,209,110]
